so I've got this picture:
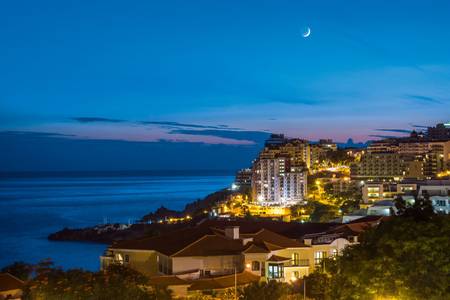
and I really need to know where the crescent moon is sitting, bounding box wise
[302,27,311,38]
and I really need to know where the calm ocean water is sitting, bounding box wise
[0,172,233,270]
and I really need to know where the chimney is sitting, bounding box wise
[304,238,312,246]
[225,226,240,240]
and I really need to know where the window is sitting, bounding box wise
[314,251,327,265]
[115,253,124,264]
[268,264,284,279]
[331,249,338,257]
[291,253,300,266]
[252,261,260,271]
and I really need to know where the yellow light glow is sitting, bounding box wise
[246,263,251,268]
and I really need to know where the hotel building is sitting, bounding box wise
[251,135,309,206]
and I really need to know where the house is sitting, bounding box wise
[301,216,383,268]
[100,220,363,297]
[0,273,24,300]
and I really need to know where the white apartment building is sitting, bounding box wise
[252,157,307,206]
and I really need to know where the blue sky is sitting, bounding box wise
[1,1,450,170]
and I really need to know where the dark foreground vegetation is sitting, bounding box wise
[301,197,450,300]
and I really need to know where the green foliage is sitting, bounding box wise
[299,272,331,300]
[308,201,338,222]
[22,260,171,300]
[1,261,34,281]
[394,192,435,221]
[240,281,292,300]
[326,214,450,300]
[323,149,354,164]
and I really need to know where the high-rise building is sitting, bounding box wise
[351,153,403,179]
[367,140,399,153]
[234,168,252,188]
[252,157,307,205]
[252,135,308,206]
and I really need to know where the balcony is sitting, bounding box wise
[285,259,309,268]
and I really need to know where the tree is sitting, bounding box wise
[394,191,434,220]
[1,261,33,281]
[327,214,450,300]
[240,281,292,300]
[309,201,338,222]
[23,260,170,300]
[297,272,331,300]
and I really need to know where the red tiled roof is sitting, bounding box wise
[148,275,189,286]
[198,219,335,239]
[187,271,260,291]
[172,234,244,257]
[111,218,344,259]
[0,273,24,292]
[267,255,291,262]
[246,228,306,248]
[242,243,270,254]
[111,226,216,256]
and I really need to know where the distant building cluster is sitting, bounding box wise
[231,122,450,217]
[352,123,450,180]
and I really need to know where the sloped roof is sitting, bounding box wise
[148,275,189,286]
[243,243,270,254]
[198,219,335,239]
[267,255,291,262]
[246,228,306,248]
[0,273,24,292]
[111,226,216,256]
[172,235,244,257]
[188,271,260,291]
[111,220,329,257]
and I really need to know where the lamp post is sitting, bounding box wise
[234,266,237,300]
[303,277,306,300]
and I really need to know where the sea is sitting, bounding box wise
[0,171,233,271]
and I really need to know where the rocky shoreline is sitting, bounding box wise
[48,189,233,243]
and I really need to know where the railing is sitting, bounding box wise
[286,259,309,267]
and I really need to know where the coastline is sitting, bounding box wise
[47,189,234,244]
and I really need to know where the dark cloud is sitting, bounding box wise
[72,117,126,123]
[140,121,241,130]
[169,129,271,143]
[411,124,428,129]
[405,94,442,104]
[0,131,75,138]
[71,117,242,131]
[374,129,411,133]
[369,134,402,139]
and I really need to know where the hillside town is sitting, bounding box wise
[89,122,450,299]
[2,124,450,299]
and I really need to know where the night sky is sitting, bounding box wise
[1,1,450,171]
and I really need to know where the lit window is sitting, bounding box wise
[314,251,327,265]
[252,261,260,271]
[268,264,284,279]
